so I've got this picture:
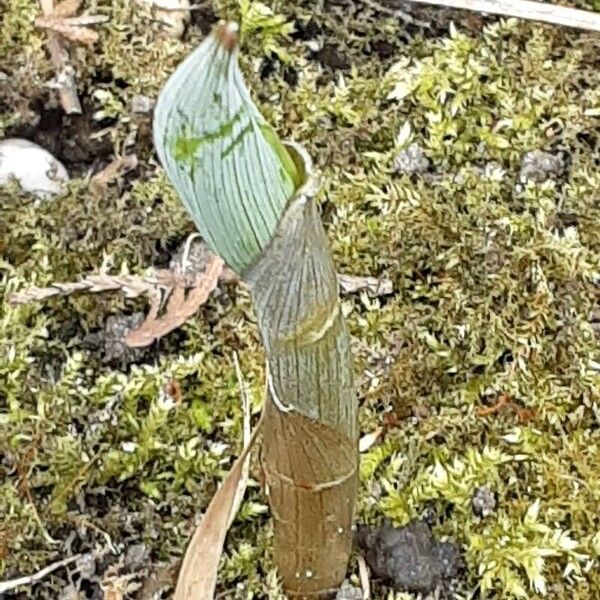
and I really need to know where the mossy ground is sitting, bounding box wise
[1,1,600,598]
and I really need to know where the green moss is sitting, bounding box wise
[2,1,600,598]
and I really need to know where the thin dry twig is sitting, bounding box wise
[24,488,60,546]
[475,393,537,423]
[101,573,142,600]
[9,273,171,305]
[67,515,118,554]
[403,0,600,32]
[0,554,85,594]
[10,250,389,351]
[9,254,224,349]
[475,393,510,418]
[36,15,108,45]
[10,268,389,305]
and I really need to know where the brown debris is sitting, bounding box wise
[475,394,536,424]
[37,0,108,46]
[164,379,183,405]
[89,154,138,197]
[9,237,226,350]
[125,255,224,348]
[37,0,108,114]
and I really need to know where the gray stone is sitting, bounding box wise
[356,521,462,595]
[519,150,562,183]
[393,143,430,175]
[131,94,156,114]
[76,553,97,579]
[125,542,150,569]
[59,583,79,600]
[103,312,146,365]
[169,237,213,276]
[336,581,363,600]
[472,486,496,517]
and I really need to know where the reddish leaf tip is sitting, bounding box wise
[215,21,239,51]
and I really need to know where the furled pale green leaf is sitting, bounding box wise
[153,22,301,274]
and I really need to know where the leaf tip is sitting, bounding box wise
[215,21,239,52]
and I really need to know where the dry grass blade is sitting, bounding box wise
[37,14,108,26]
[173,414,263,600]
[402,0,600,32]
[10,247,225,348]
[36,22,99,45]
[358,554,371,600]
[125,255,224,348]
[36,16,108,46]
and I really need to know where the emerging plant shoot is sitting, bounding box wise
[154,21,358,598]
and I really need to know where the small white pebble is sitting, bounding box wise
[305,570,313,578]
[0,138,68,199]
[122,442,137,453]
[210,442,229,456]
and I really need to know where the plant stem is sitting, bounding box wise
[245,144,358,596]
